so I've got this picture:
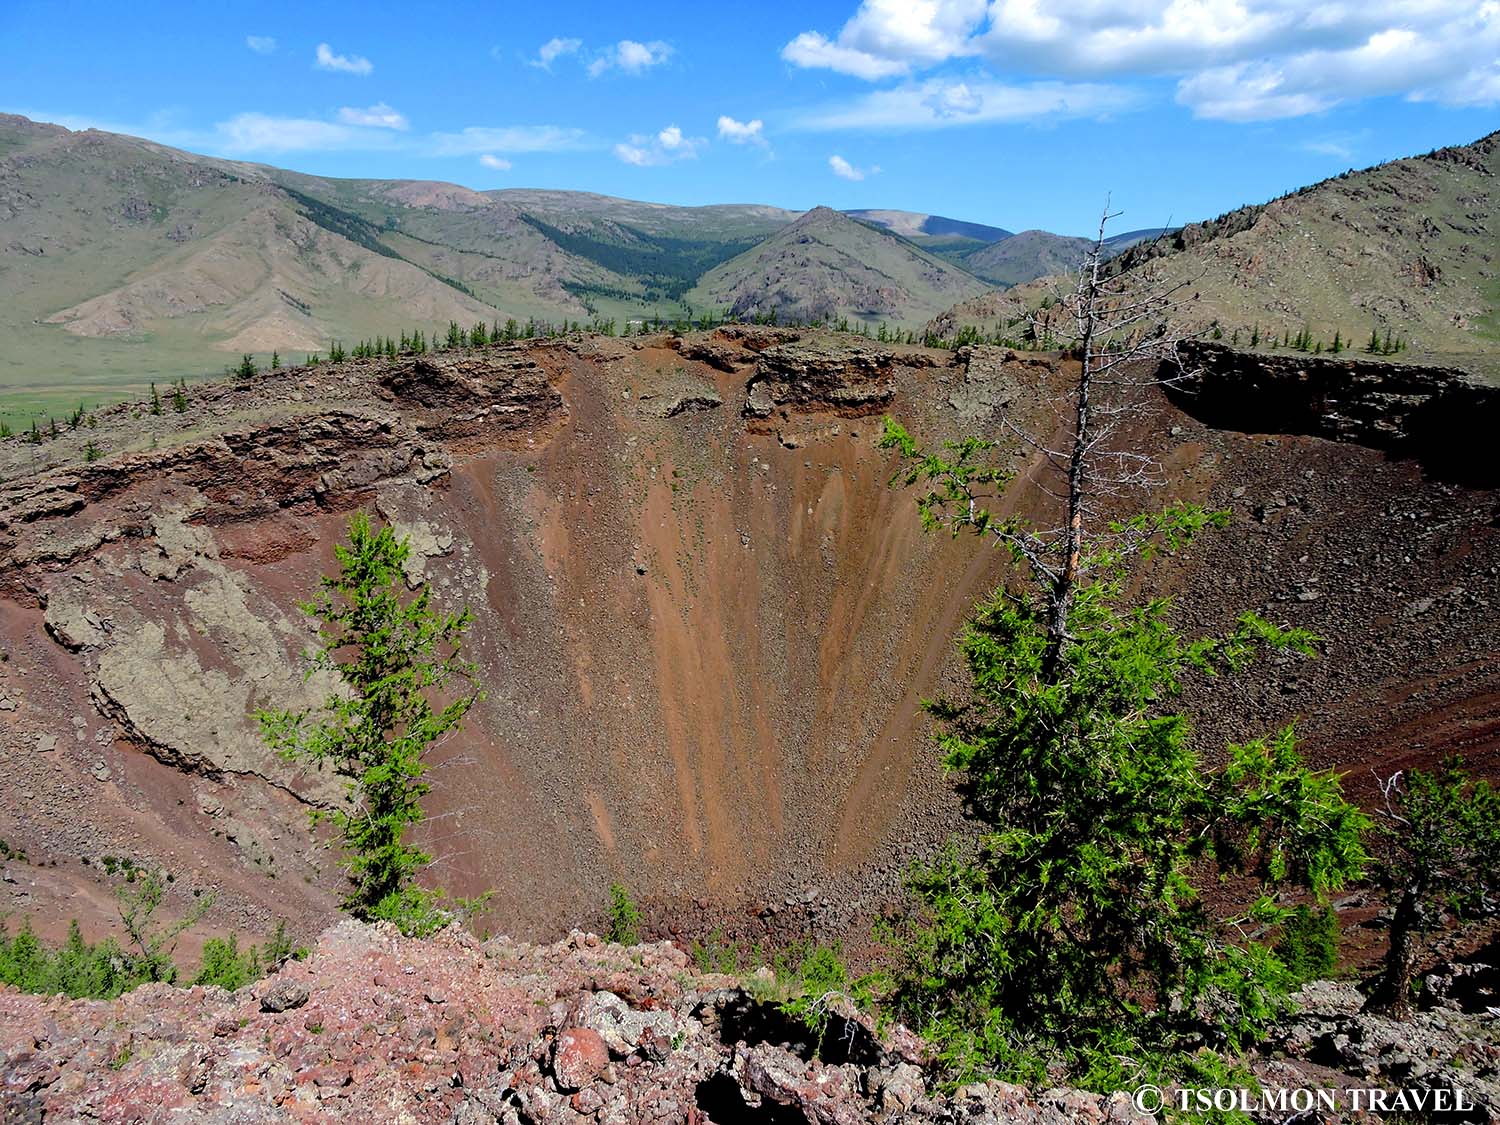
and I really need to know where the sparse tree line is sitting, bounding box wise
[1209,321,1408,355]
[5,307,1055,446]
[938,317,1412,358]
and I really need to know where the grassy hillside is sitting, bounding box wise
[0,114,1177,423]
[0,119,525,425]
[935,131,1500,369]
[962,227,1172,288]
[686,206,991,328]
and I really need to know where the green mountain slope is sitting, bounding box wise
[686,206,991,327]
[1,114,1079,420]
[936,131,1500,366]
[963,227,1172,288]
[0,118,528,420]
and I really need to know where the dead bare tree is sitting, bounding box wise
[1366,760,1499,1016]
[886,206,1207,681]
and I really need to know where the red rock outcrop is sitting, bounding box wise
[0,920,1152,1124]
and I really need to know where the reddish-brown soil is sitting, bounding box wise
[0,330,1495,964]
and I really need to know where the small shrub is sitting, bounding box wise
[1275,904,1339,985]
[194,934,262,990]
[0,919,144,999]
[606,882,643,945]
[690,928,741,974]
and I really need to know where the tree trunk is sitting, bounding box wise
[1039,253,1100,684]
[1367,886,1421,1016]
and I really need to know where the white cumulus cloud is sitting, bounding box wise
[614,124,702,166]
[588,39,672,77]
[479,154,513,170]
[782,0,986,78]
[336,103,409,130]
[828,154,877,181]
[315,43,373,76]
[245,36,276,54]
[530,37,582,69]
[782,32,911,80]
[717,115,768,146]
[783,0,1500,122]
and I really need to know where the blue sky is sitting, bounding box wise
[3,0,1496,235]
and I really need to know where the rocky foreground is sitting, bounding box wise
[0,920,1151,1124]
[3,923,1499,1123]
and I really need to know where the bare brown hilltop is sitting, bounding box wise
[0,328,1496,964]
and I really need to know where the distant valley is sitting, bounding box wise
[0,113,1151,424]
[3,113,1498,428]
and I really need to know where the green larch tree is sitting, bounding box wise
[259,512,481,934]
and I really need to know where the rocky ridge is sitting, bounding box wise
[4,920,1498,1123]
[0,919,1152,1124]
[1174,341,1500,485]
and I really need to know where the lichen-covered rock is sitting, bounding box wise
[258,979,309,1013]
[744,340,897,419]
[552,1027,611,1090]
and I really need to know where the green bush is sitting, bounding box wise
[1275,905,1339,985]
[194,934,262,990]
[606,882,642,945]
[1,919,146,999]
[2,913,305,1000]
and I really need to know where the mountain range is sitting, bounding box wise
[0,113,1150,422]
[4,113,1499,425]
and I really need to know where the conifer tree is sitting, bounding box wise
[259,513,481,934]
[1367,759,1499,1016]
[879,208,1369,1090]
